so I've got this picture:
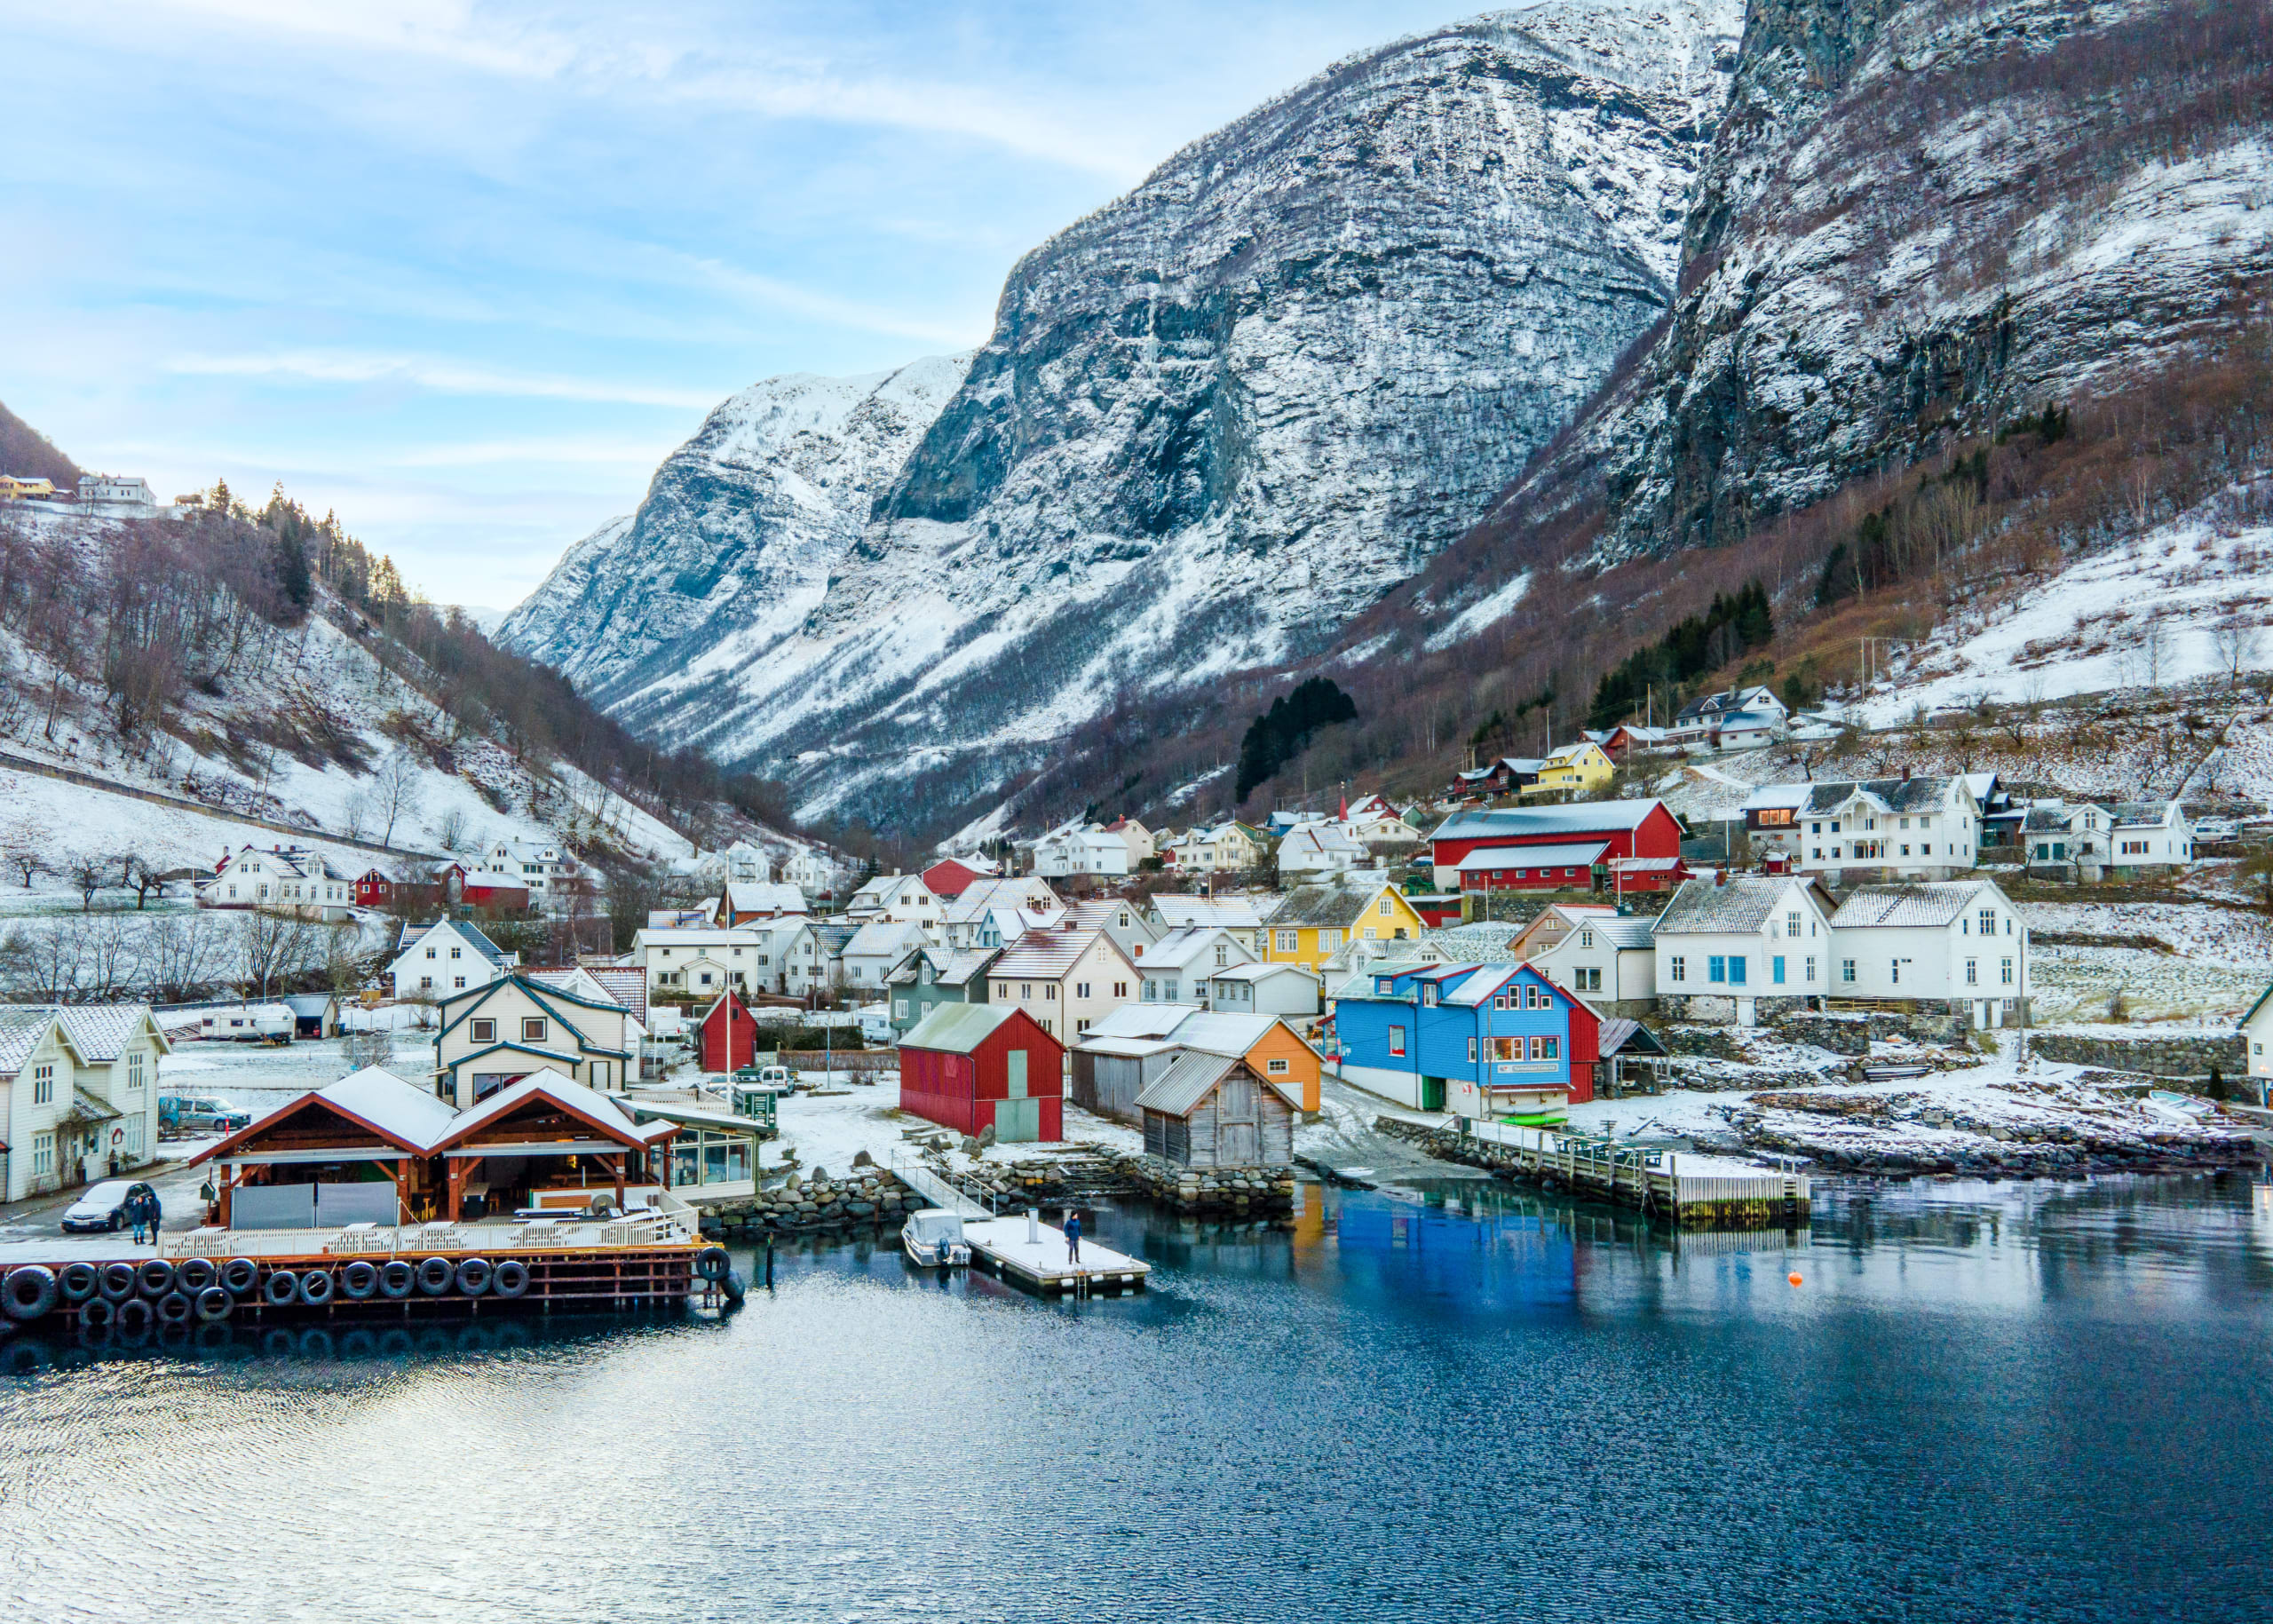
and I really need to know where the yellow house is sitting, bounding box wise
[1524,741,1614,797]
[0,476,56,501]
[1260,879,1426,973]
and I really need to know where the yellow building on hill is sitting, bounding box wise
[1524,741,1614,798]
[0,476,56,501]
[1261,879,1425,973]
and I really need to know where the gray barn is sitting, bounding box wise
[1136,1053,1297,1170]
[1070,1036,1181,1123]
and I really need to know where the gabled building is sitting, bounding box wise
[1529,915,1658,1015]
[1136,926,1255,1007]
[781,846,840,899]
[710,881,809,925]
[1525,741,1614,798]
[1333,961,1600,1116]
[843,872,943,927]
[483,838,579,896]
[1654,875,1835,1026]
[1146,894,1266,953]
[1103,817,1155,865]
[1826,880,2029,1027]
[52,1005,170,1174]
[1137,1054,1298,1170]
[1451,757,1542,796]
[888,945,1000,1035]
[1276,820,1366,876]
[195,843,357,920]
[0,1010,95,1199]
[1163,822,1268,874]
[1428,801,1683,891]
[1034,825,1133,878]
[1203,962,1322,1020]
[2110,801,2193,875]
[1667,685,1787,751]
[389,918,517,999]
[1065,896,1162,965]
[987,922,1140,1042]
[899,1003,1065,1143]
[943,875,1065,948]
[1261,878,1425,973]
[1071,1009,1321,1120]
[840,918,932,995]
[432,970,638,1105]
[1509,902,1619,962]
[921,854,1001,899]
[1744,773,1979,883]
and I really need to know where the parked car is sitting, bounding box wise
[160,1094,252,1133]
[2193,818,2241,843]
[61,1180,160,1233]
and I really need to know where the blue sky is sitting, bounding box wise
[3,0,1472,610]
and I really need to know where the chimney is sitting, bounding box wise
[1900,765,1911,781]
[1715,868,1726,887]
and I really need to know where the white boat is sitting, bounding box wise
[901,1208,970,1269]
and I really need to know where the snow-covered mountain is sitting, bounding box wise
[503,1,1745,823]
[498,355,972,710]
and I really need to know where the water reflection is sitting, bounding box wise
[1,1174,2269,1623]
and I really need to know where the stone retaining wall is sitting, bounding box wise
[2030,1033,2245,1080]
[700,1164,916,1237]
[1769,1010,1971,1054]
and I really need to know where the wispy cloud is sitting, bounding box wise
[163,350,721,409]
[384,435,674,468]
[674,257,990,349]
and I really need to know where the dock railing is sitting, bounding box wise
[1461,1120,1807,1222]
[163,1193,701,1261]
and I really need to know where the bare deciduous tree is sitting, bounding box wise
[2214,622,2257,691]
[372,749,424,849]
[147,912,229,1002]
[433,804,469,854]
[239,911,316,1000]
[67,854,105,912]
[0,819,41,888]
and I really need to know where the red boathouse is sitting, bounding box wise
[898,1003,1065,1144]
[698,989,762,1073]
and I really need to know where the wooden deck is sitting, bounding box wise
[962,1215,1150,1295]
[1459,1121,1810,1228]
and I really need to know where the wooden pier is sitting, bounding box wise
[962,1214,1151,1295]
[1375,1116,1810,1229]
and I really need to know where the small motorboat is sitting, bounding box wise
[902,1208,971,1269]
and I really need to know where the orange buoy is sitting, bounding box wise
[1787,1271,1803,1287]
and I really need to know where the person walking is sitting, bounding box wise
[127,1191,149,1246]
[1064,1208,1081,1266]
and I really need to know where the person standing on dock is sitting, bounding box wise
[1064,1209,1081,1265]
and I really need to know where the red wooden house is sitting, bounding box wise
[920,857,996,899]
[354,867,394,907]
[698,988,761,1073]
[898,1002,1065,1144]
[1430,801,1683,892]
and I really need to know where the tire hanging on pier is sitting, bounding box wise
[137,1259,177,1298]
[297,1270,335,1307]
[220,1257,259,1297]
[99,1261,139,1303]
[2,1266,58,1323]
[264,1270,300,1307]
[178,1257,218,1294]
[339,1261,380,1301]
[57,1262,99,1305]
[490,1260,529,1300]
[79,1296,116,1328]
[194,1287,232,1324]
[693,1245,730,1282]
[155,1291,194,1327]
[115,1296,154,1333]
[378,1260,416,1301]
[454,1258,492,1297]
[416,1257,455,1297]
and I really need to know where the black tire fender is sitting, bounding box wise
[490,1259,530,1300]
[1,1266,58,1323]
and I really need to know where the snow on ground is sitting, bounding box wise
[760,1073,1142,1185]
[1844,508,2273,728]
[2029,944,2266,1027]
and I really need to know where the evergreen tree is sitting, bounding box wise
[1235,677,1358,801]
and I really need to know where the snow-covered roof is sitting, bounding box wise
[1828,883,1996,930]
[991,924,1121,981]
[1207,962,1318,984]
[1274,880,1406,929]
[0,1009,62,1074]
[1161,1010,1293,1058]
[1430,801,1667,841]
[1143,926,1245,973]
[432,1067,670,1151]
[1441,965,1525,1006]
[720,880,808,915]
[901,1002,1021,1055]
[1654,876,1814,935]
[1453,842,1608,871]
[1740,783,1813,812]
[1081,1004,1203,1041]
[843,918,930,958]
[1149,896,1264,929]
[321,1065,463,1150]
[1539,917,1655,951]
[53,1003,164,1062]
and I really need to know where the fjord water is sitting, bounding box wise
[4,1177,2269,1623]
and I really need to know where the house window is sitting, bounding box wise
[1978,909,1995,937]
[1277,930,1298,952]
[1267,1058,1289,1075]
[32,1063,52,1105]
[1045,986,1057,1002]
[1363,928,1378,941]
[453,976,466,990]
[1378,898,1391,915]
[449,947,462,959]
[1319,931,1340,950]
[1772,956,1786,985]
[420,976,434,991]
[522,1018,548,1042]
[1708,956,1727,984]
[1729,956,1746,986]
[2002,957,2015,985]
[1388,1025,1406,1058]
[127,1052,145,1090]
[1841,960,1857,983]
[1890,961,1901,986]
[996,983,1009,998]
[1144,980,1158,1000]
[425,947,437,959]
[1965,960,1977,986]
[1578,968,1603,992]
[1041,1018,1053,1034]
[1669,956,1685,983]
[1493,993,1509,1010]
[1422,985,1438,1007]
[31,1133,52,1176]
[1021,984,1032,1000]
[1580,929,1595,948]
[1113,982,1127,998]
[1468,1037,1478,1063]
[1806,956,1816,981]
[471,1018,496,1042]
[1075,982,1090,1000]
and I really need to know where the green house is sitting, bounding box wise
[887,946,1000,1037]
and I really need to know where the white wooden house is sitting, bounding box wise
[1138,926,1255,1006]
[1826,879,2029,1028]
[196,843,357,920]
[484,838,578,896]
[2109,802,2193,875]
[1531,915,1658,1016]
[1653,875,1834,1026]
[988,923,1140,1042]
[843,872,944,927]
[1745,774,1979,883]
[781,846,840,898]
[389,919,517,998]
[1204,963,1321,1018]
[432,971,637,1106]
[841,919,932,994]
[1276,820,1366,876]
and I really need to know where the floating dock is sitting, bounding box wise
[962,1214,1150,1295]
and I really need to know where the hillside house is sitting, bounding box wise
[899,1003,1065,1143]
[710,880,810,925]
[781,847,840,899]
[1147,895,1267,954]
[889,945,999,1035]
[840,918,932,994]
[1164,822,1268,873]
[1654,875,1835,1026]
[1826,880,2030,1027]
[1034,825,1132,878]
[1525,741,1614,798]
[1138,926,1255,1006]
[1429,801,1683,891]
[1333,962,1599,1115]
[389,919,517,999]
[1277,820,1366,876]
[1263,879,1425,973]
[1451,756,1542,796]
[632,927,764,1002]
[1065,896,1162,964]
[1529,915,1658,1015]
[843,872,944,928]
[432,970,637,1105]
[1204,963,1322,1019]
[457,869,532,913]
[921,854,1001,899]
[1597,724,1670,757]
[2110,802,2194,875]
[943,875,1065,948]
[196,843,357,920]
[1743,774,1979,883]
[2021,803,2112,878]
[1667,686,1787,751]
[484,838,578,897]
[1104,817,1156,865]
[1509,902,1619,962]
[988,923,1139,1042]
[1137,1054,1298,1170]
[721,842,770,884]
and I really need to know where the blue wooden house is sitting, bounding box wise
[1334,962,1599,1118]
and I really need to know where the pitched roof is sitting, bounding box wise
[432,1067,673,1152]
[1207,962,1318,984]
[0,1009,63,1074]
[1802,776,1961,815]
[193,1066,462,1164]
[1161,1010,1298,1058]
[1429,801,1668,842]
[1136,1050,1302,1116]
[843,918,930,957]
[1653,876,1814,935]
[1453,841,1609,871]
[990,924,1125,982]
[1828,882,1994,929]
[52,1003,165,1062]
[1149,896,1264,929]
[1143,926,1247,973]
[900,1002,1019,1054]
[1596,1018,1666,1058]
[719,880,808,915]
[1275,879,1406,929]
[1081,1004,1204,1041]
[943,875,1061,924]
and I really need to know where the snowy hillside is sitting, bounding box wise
[503,1,1744,824]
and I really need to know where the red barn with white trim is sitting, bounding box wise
[898,1002,1065,1144]
[1429,802,1683,892]
[698,989,762,1073]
